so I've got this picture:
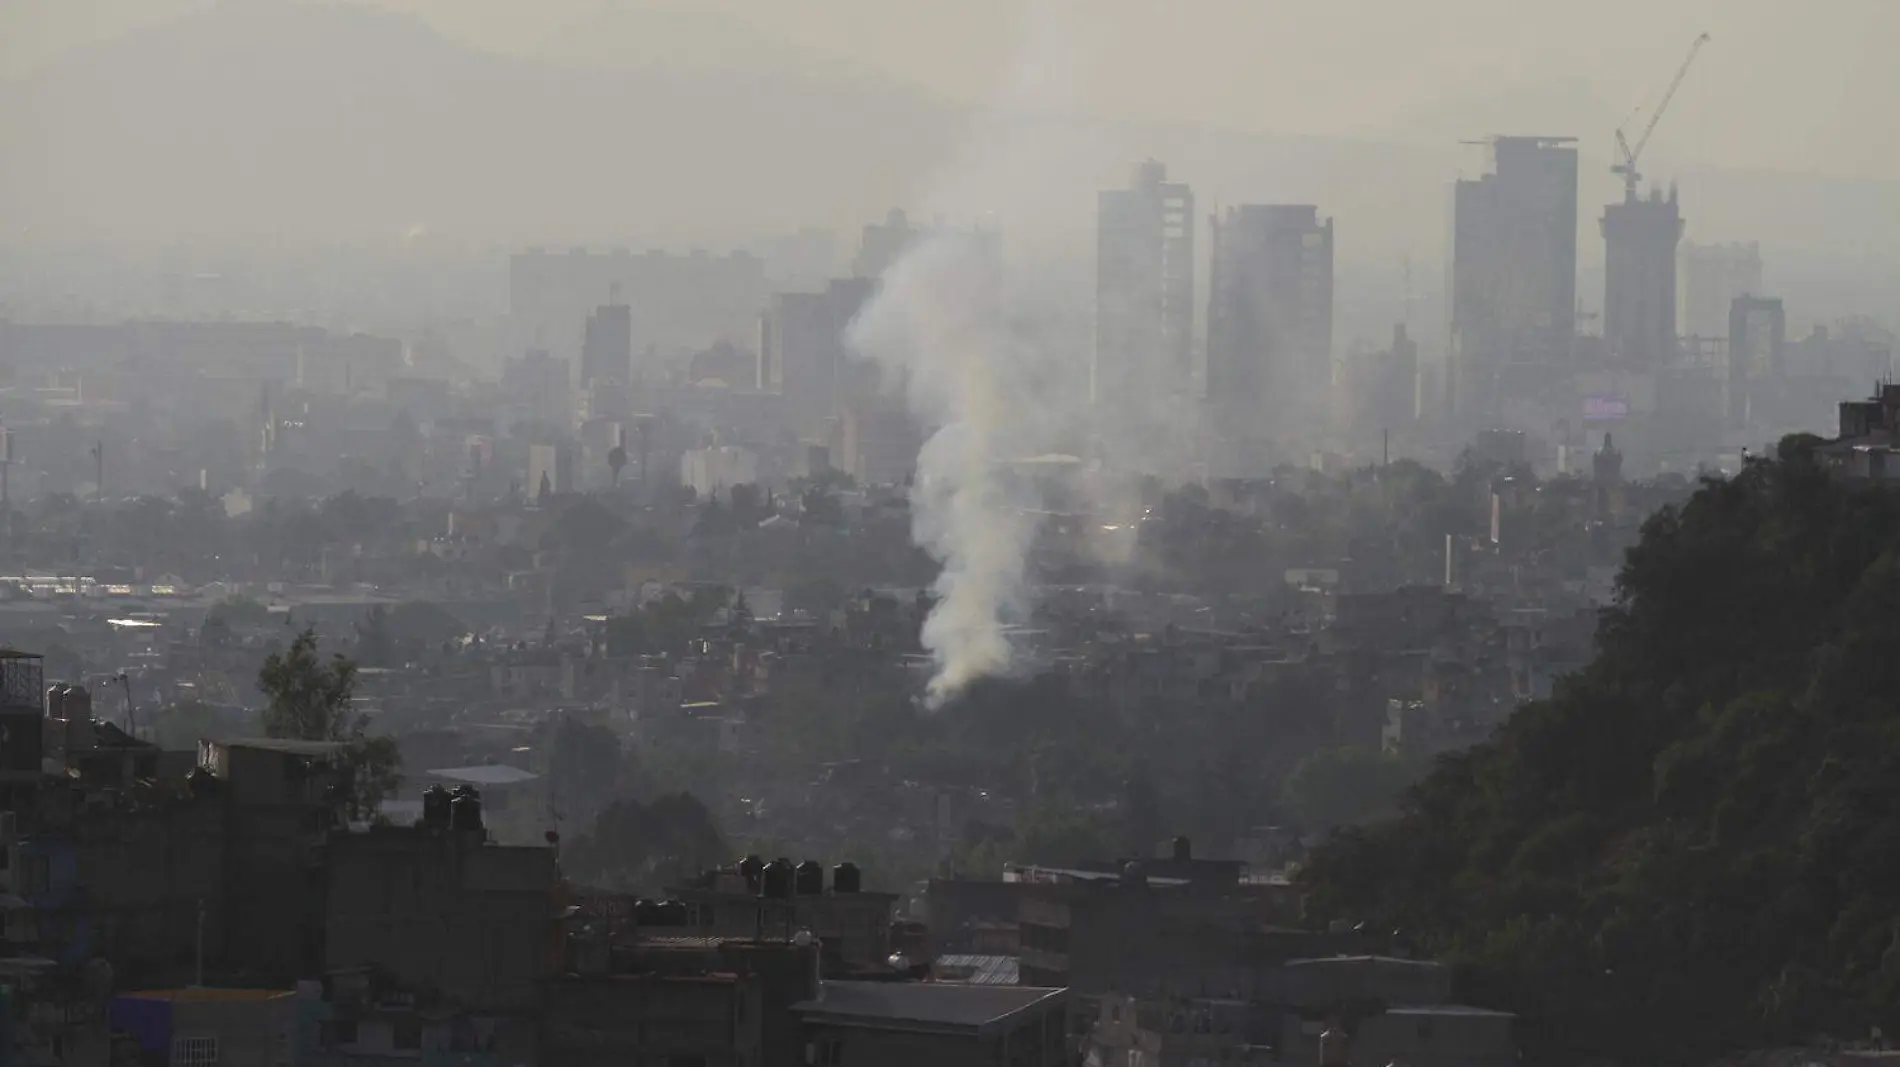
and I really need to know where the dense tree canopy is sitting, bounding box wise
[1279,746,1418,831]
[257,628,402,821]
[1299,443,1900,1063]
[562,792,729,892]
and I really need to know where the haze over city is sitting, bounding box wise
[1,2,1899,1065]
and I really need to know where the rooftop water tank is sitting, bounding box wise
[761,858,794,900]
[832,862,861,894]
[739,854,766,893]
[794,860,824,896]
[449,787,484,834]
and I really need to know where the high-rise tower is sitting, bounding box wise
[1095,160,1195,411]
[1602,184,1684,367]
[1450,136,1579,419]
[1206,204,1334,455]
[580,299,633,388]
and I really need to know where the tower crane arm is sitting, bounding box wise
[1613,32,1711,194]
[1630,32,1711,165]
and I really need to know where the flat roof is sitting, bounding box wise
[215,738,351,757]
[636,935,802,952]
[426,764,540,787]
[1385,1004,1515,1019]
[793,981,1064,1035]
[932,955,1020,986]
[1285,955,1444,968]
[118,988,294,1003]
[1002,864,1190,887]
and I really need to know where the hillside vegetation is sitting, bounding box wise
[1301,439,1900,1063]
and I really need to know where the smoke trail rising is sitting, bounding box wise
[849,236,1054,706]
[845,0,1104,707]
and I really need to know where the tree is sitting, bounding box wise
[1279,746,1417,832]
[257,628,401,821]
[603,613,648,658]
[356,606,395,668]
[799,485,845,527]
[543,716,635,830]
[543,497,626,556]
[561,792,728,892]
[608,444,627,487]
[1014,805,1120,867]
[206,595,271,632]
[692,498,735,539]
[730,483,763,525]
[1298,447,1900,1062]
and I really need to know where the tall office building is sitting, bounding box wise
[1095,160,1195,410]
[759,278,877,434]
[1601,184,1684,367]
[1206,204,1335,445]
[501,349,573,429]
[580,302,632,388]
[1450,136,1579,419]
[1727,295,1785,427]
[1679,241,1763,339]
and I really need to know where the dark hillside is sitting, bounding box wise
[1301,437,1900,1063]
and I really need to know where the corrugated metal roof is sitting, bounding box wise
[932,954,1019,986]
[426,764,539,786]
[793,981,1063,1032]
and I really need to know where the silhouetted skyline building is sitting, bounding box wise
[759,278,877,435]
[580,301,632,388]
[1728,294,1786,427]
[1602,184,1683,367]
[1207,204,1335,452]
[1096,160,1195,411]
[1351,323,1421,435]
[1450,136,1579,419]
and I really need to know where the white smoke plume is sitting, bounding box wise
[850,236,1059,706]
[846,0,1137,707]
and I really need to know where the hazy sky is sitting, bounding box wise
[6,0,1898,180]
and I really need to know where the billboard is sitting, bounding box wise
[1583,395,1630,422]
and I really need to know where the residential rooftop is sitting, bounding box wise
[425,764,539,787]
[792,980,1064,1035]
[211,737,353,757]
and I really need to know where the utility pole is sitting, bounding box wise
[91,440,103,501]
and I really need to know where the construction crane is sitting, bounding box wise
[1613,32,1711,201]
